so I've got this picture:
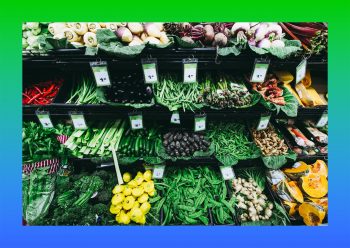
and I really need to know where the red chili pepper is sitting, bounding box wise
[38,98,49,104]
[23,79,62,105]
[27,93,42,104]
[33,86,43,94]
[22,93,31,100]
[46,84,55,93]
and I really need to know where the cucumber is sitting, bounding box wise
[149,140,155,156]
[135,137,141,156]
[143,137,147,153]
[123,135,131,149]
[139,138,144,155]
[129,137,136,156]
[145,139,151,154]
[119,135,127,149]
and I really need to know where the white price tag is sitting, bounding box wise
[144,165,153,171]
[36,111,53,128]
[316,111,328,127]
[171,111,180,124]
[91,192,98,199]
[153,165,165,179]
[90,61,111,87]
[183,59,198,83]
[250,59,270,83]
[256,114,271,131]
[100,162,114,168]
[194,115,206,132]
[296,59,307,84]
[129,114,143,130]
[142,61,158,84]
[70,113,87,130]
[220,166,235,180]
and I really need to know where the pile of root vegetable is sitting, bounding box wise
[232,177,273,222]
[251,125,289,156]
[47,22,170,48]
[232,169,290,225]
[251,74,285,106]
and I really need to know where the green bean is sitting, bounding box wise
[208,122,260,162]
[153,75,202,112]
[155,167,235,225]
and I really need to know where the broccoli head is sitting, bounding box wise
[93,203,109,216]
[92,170,110,181]
[97,190,111,203]
[52,204,96,226]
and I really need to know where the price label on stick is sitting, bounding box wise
[257,114,271,131]
[129,112,143,130]
[220,166,235,180]
[316,110,328,127]
[153,165,165,179]
[90,61,111,87]
[36,110,53,128]
[144,165,153,171]
[142,58,158,84]
[183,58,198,83]
[170,111,180,124]
[194,114,206,132]
[100,162,114,168]
[296,59,307,84]
[70,112,87,130]
[250,59,270,83]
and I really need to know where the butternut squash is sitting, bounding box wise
[309,160,328,177]
[307,197,328,212]
[283,201,299,217]
[283,161,309,180]
[295,82,315,107]
[299,202,326,226]
[275,71,303,106]
[277,180,304,203]
[300,173,328,198]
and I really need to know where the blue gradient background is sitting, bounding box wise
[1,1,350,247]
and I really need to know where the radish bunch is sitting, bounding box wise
[231,22,286,49]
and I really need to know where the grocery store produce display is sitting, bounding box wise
[22,22,328,226]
